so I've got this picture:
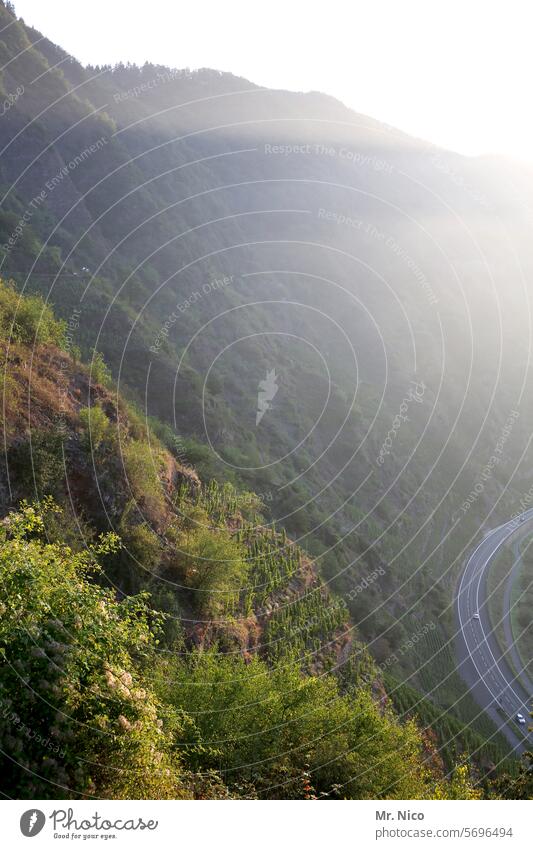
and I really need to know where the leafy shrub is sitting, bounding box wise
[168,508,248,617]
[89,348,113,387]
[121,518,163,574]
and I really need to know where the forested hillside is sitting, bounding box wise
[0,0,531,798]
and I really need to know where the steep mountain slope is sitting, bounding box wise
[0,0,532,773]
[2,277,508,799]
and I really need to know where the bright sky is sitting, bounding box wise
[12,0,533,161]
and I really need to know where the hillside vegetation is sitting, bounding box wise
[0,0,531,799]
[0,277,513,799]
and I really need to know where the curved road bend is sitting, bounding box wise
[456,509,533,753]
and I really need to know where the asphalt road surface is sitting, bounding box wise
[456,509,533,753]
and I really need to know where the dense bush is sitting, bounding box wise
[79,405,113,452]
[89,349,113,387]
[155,648,478,800]
[167,505,248,617]
[122,440,166,515]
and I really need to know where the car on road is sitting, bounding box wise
[515,713,527,725]
[472,613,480,620]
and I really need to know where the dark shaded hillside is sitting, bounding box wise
[0,0,532,773]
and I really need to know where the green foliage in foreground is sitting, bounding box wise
[385,675,518,775]
[0,501,484,799]
[154,649,438,799]
[0,500,188,800]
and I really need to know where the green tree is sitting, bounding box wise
[0,500,188,799]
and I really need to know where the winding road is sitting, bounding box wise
[456,509,533,753]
